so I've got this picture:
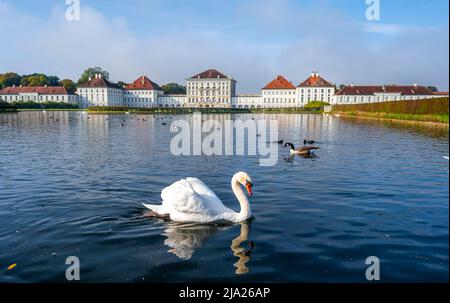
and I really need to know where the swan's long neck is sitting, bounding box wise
[231,176,251,222]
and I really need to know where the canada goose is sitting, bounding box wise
[284,142,319,156]
[303,139,316,144]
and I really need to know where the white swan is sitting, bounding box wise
[143,172,253,223]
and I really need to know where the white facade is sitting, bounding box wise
[158,95,187,107]
[232,95,262,108]
[124,90,161,108]
[185,69,236,107]
[332,85,446,105]
[297,86,335,105]
[0,85,78,104]
[123,76,164,108]
[296,72,335,106]
[262,89,297,108]
[77,74,123,108]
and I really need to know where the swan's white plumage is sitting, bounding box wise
[143,172,253,223]
[143,177,237,223]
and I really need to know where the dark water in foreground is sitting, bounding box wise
[0,111,448,282]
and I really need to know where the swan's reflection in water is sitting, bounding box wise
[230,222,253,274]
[160,220,253,274]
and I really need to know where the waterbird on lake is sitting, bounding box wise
[284,142,319,156]
[143,172,253,223]
[303,139,316,144]
[162,122,167,125]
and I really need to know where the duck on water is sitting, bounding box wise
[284,142,319,156]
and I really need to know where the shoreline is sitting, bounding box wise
[87,108,323,115]
[336,112,449,128]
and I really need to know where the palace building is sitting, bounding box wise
[77,74,123,108]
[261,75,297,108]
[297,72,335,105]
[0,85,78,104]
[185,69,236,108]
[124,75,163,108]
[1,69,445,108]
[332,84,444,104]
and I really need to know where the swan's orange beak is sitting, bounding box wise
[245,181,253,197]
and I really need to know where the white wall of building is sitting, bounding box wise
[297,87,335,105]
[158,95,186,107]
[232,95,262,108]
[77,87,123,108]
[186,78,235,107]
[123,90,162,108]
[262,89,296,108]
[332,93,445,105]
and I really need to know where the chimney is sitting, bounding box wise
[88,76,92,81]
[98,74,102,79]
[13,84,15,88]
[45,84,47,88]
[414,83,418,87]
[350,83,354,87]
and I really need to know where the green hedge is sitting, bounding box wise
[12,101,79,109]
[88,106,131,112]
[0,101,18,112]
[304,101,330,108]
[333,97,449,115]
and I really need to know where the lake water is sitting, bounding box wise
[0,111,448,282]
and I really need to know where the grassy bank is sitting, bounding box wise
[333,97,449,123]
[19,108,83,111]
[342,111,448,123]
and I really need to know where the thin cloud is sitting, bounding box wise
[362,23,440,36]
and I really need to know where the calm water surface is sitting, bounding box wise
[0,111,448,282]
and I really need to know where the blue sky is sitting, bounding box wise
[0,0,448,92]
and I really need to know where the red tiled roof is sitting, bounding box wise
[335,85,435,96]
[263,75,295,89]
[190,69,231,79]
[0,86,69,95]
[125,75,161,90]
[78,76,122,89]
[298,73,334,87]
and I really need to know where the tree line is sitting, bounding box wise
[0,67,187,95]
